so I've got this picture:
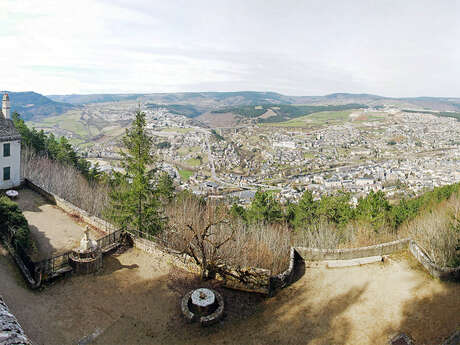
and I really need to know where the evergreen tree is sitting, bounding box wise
[156,172,175,203]
[106,110,163,236]
[246,190,283,224]
[291,190,318,228]
[356,190,391,230]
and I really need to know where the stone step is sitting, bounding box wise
[326,255,383,268]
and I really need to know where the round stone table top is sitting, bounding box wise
[191,288,215,307]
[5,190,18,198]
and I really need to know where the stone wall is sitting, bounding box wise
[270,247,297,291]
[134,237,272,294]
[408,241,460,281]
[25,179,115,233]
[0,296,32,345]
[216,267,271,295]
[295,238,459,282]
[295,238,411,261]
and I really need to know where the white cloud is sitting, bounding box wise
[1,0,459,96]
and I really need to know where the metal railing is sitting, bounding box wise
[36,252,72,277]
[97,229,124,250]
[36,229,124,278]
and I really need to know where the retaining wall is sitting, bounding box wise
[134,237,272,294]
[216,266,271,295]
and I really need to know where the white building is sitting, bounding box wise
[0,93,22,189]
[273,141,296,149]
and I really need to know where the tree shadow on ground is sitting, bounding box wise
[141,265,369,345]
[15,188,48,213]
[27,224,55,261]
[99,255,139,275]
[372,280,460,345]
[2,245,370,345]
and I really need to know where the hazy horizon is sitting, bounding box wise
[1,0,459,97]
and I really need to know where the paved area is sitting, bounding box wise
[15,188,104,261]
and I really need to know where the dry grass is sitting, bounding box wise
[161,196,291,274]
[293,221,399,249]
[293,197,459,267]
[400,196,460,267]
[21,148,109,218]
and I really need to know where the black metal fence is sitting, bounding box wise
[36,252,72,277]
[34,229,124,279]
[97,229,124,250]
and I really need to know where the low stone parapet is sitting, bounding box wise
[408,241,460,281]
[295,239,410,261]
[270,247,297,291]
[216,266,271,295]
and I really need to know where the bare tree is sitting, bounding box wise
[162,196,236,279]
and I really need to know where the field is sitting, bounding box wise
[185,157,202,167]
[262,110,386,128]
[263,110,354,128]
[27,109,125,145]
[178,169,194,180]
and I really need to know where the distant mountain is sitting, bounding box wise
[47,93,145,105]
[47,91,460,112]
[7,90,456,123]
[47,91,296,107]
[3,91,76,121]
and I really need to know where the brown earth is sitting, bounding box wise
[1,189,458,345]
[196,112,240,128]
[0,245,458,345]
[259,109,277,119]
[15,188,104,261]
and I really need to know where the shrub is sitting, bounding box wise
[0,196,31,249]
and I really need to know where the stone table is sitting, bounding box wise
[191,288,215,315]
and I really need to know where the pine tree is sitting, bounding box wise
[106,109,163,236]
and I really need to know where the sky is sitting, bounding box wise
[1,0,459,97]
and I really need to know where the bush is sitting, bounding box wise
[0,196,31,249]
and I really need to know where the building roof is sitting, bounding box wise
[0,117,21,142]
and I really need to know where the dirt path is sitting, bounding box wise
[15,188,104,261]
[0,244,458,345]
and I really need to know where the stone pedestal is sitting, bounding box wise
[69,227,102,274]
